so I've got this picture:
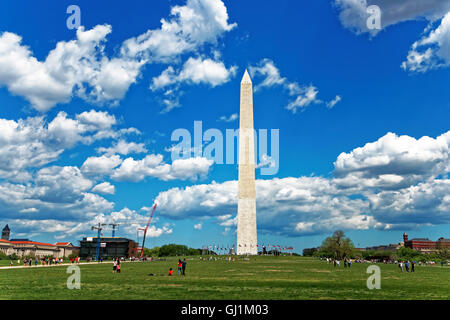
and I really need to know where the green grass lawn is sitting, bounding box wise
[0,256,448,300]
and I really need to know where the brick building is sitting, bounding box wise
[403,233,450,253]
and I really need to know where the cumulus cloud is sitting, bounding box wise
[155,130,450,236]
[96,139,147,156]
[111,155,213,182]
[156,177,371,235]
[367,179,450,226]
[334,131,450,190]
[91,182,115,195]
[1,207,172,241]
[0,25,143,111]
[0,0,236,111]
[249,59,325,113]
[81,155,123,177]
[334,0,450,35]
[121,0,236,62]
[151,57,236,90]
[0,177,113,222]
[0,110,123,181]
[286,84,321,113]
[249,58,286,92]
[401,12,450,72]
[150,56,237,111]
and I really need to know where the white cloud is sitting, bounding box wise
[0,116,61,181]
[0,110,124,182]
[326,95,342,108]
[151,57,236,89]
[81,155,123,177]
[334,131,450,189]
[0,25,143,111]
[32,166,94,204]
[286,85,321,113]
[401,12,450,72]
[111,155,213,182]
[91,182,115,195]
[121,0,236,62]
[334,0,450,35]
[0,170,113,222]
[249,58,286,91]
[97,139,147,156]
[218,113,238,122]
[155,130,450,235]
[249,59,324,113]
[368,179,450,226]
[1,206,174,241]
[0,0,236,111]
[194,223,202,230]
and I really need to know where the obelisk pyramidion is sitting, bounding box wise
[237,69,257,255]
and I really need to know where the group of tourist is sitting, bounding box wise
[398,261,415,272]
[112,257,121,273]
[326,257,353,268]
[169,258,187,276]
[69,256,80,263]
[10,257,66,267]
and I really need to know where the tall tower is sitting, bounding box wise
[237,70,257,255]
[2,224,10,241]
[403,232,408,243]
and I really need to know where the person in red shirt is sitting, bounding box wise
[168,268,173,276]
[177,259,183,275]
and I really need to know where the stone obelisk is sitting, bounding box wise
[237,70,257,255]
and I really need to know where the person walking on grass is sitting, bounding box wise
[182,258,187,276]
[399,261,404,272]
[113,259,117,273]
[405,261,410,272]
[411,261,415,272]
[177,259,183,275]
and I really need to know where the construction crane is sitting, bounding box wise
[91,223,103,261]
[138,203,157,258]
[101,223,119,237]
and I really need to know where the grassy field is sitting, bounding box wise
[0,256,449,300]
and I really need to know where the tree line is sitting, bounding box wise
[303,230,449,262]
[143,244,202,257]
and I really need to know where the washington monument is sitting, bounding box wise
[237,70,257,255]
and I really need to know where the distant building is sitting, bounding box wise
[8,240,60,257]
[2,224,10,240]
[79,237,138,259]
[356,233,449,254]
[55,242,79,257]
[0,225,78,258]
[403,233,450,253]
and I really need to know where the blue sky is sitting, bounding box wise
[0,0,449,253]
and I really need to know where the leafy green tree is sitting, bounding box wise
[8,253,19,260]
[396,247,422,260]
[320,230,354,260]
[157,244,201,257]
[302,248,318,256]
[143,246,160,257]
